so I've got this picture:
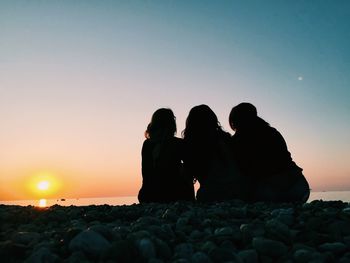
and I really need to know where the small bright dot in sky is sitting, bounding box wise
[37,181,50,191]
[298,76,303,81]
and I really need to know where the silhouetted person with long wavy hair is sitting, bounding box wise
[183,105,241,202]
[138,108,195,203]
[229,102,310,203]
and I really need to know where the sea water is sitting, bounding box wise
[1,191,350,207]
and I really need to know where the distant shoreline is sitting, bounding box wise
[1,190,350,206]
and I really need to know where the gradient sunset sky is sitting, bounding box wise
[1,1,349,200]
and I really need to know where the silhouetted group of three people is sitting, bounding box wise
[138,103,310,204]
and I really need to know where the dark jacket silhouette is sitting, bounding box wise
[229,102,310,202]
[231,125,300,178]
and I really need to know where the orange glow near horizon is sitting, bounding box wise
[0,165,141,201]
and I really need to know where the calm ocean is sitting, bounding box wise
[1,191,350,207]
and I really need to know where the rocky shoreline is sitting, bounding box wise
[1,200,350,263]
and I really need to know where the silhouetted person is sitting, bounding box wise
[138,108,195,203]
[183,105,241,202]
[229,102,310,203]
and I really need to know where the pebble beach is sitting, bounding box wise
[1,200,350,263]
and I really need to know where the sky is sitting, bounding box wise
[0,0,349,200]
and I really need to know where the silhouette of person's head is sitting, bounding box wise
[229,102,258,131]
[145,108,176,140]
[183,104,222,140]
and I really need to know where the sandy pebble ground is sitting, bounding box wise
[1,200,350,263]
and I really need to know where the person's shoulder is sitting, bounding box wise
[143,139,151,145]
[142,139,153,148]
[264,126,287,146]
[260,125,277,135]
[267,126,278,132]
[141,139,153,155]
[266,126,284,137]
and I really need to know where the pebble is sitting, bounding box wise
[344,236,350,246]
[271,208,295,226]
[319,242,347,254]
[189,229,205,241]
[101,240,134,262]
[240,223,265,243]
[11,231,40,246]
[214,226,234,236]
[26,247,59,263]
[176,217,189,231]
[339,257,350,263]
[127,230,151,241]
[154,238,172,260]
[343,207,350,214]
[69,229,111,257]
[137,238,156,259]
[174,243,193,259]
[220,240,236,251]
[66,251,89,263]
[162,224,176,239]
[265,219,291,244]
[208,247,238,262]
[191,251,212,263]
[200,241,217,253]
[293,249,314,263]
[229,207,247,218]
[88,224,113,241]
[252,237,288,258]
[112,225,130,238]
[238,249,258,263]
[149,259,165,263]
[162,208,177,221]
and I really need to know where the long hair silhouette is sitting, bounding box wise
[145,108,176,140]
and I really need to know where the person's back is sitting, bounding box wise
[183,105,241,202]
[231,122,300,178]
[193,135,241,202]
[138,108,195,203]
[139,137,194,202]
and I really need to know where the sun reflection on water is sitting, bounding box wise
[38,199,47,207]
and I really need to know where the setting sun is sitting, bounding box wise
[26,172,62,198]
[37,181,50,191]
